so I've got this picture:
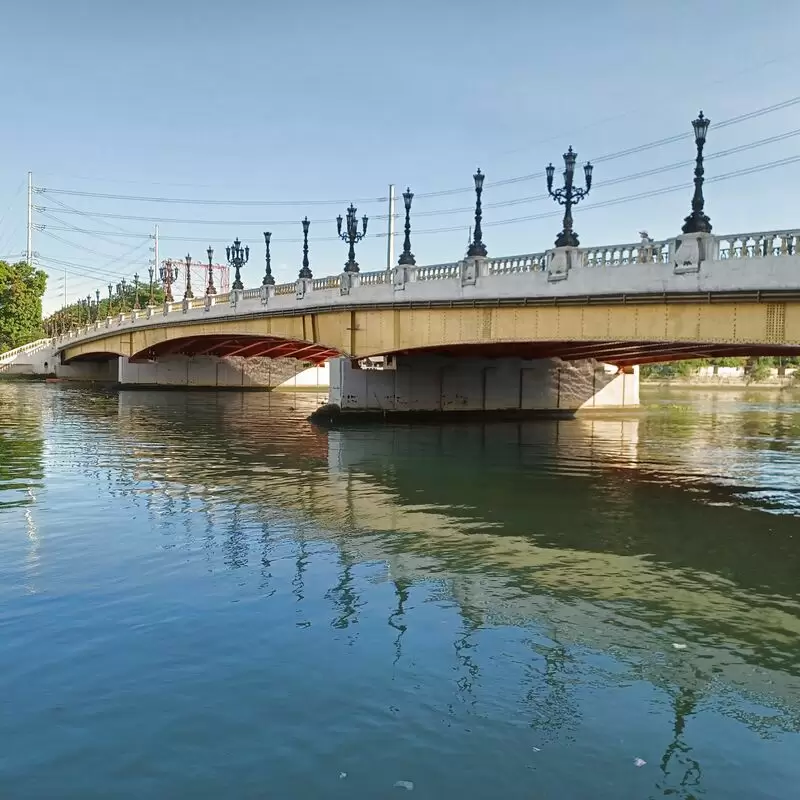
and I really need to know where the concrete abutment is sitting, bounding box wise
[312,355,638,422]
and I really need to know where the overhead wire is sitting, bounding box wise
[32,152,800,246]
[32,94,800,207]
[34,126,800,227]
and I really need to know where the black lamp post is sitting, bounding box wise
[299,217,312,279]
[262,232,274,286]
[398,187,416,266]
[183,254,194,300]
[133,272,141,309]
[337,204,368,273]
[467,169,488,257]
[546,146,593,248]
[226,237,249,290]
[117,278,128,312]
[160,259,179,302]
[148,266,155,305]
[95,289,100,318]
[681,111,712,234]
[86,295,92,322]
[206,247,216,295]
[107,283,113,316]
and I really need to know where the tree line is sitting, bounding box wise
[0,260,47,352]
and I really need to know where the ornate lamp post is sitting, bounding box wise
[467,169,487,257]
[681,111,712,234]
[398,187,416,266]
[133,272,141,309]
[86,295,92,322]
[107,283,113,316]
[160,259,179,303]
[262,232,274,285]
[183,254,194,300]
[226,238,249,290]
[116,278,127,312]
[546,146,593,248]
[148,266,155,305]
[95,289,100,318]
[205,246,216,295]
[299,217,312,279]
[337,203,368,273]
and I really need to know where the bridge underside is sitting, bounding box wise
[393,341,800,368]
[130,335,339,365]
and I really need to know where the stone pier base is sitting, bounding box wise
[311,355,638,423]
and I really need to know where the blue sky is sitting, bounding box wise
[1,0,800,314]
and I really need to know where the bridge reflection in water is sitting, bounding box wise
[112,390,800,692]
[7,383,798,797]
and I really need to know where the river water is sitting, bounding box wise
[1,382,799,799]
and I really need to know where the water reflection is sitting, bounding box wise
[1,383,799,797]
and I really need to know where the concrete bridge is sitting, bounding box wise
[7,226,800,416]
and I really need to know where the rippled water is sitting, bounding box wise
[1,382,799,798]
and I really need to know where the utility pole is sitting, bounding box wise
[386,184,395,268]
[26,171,32,264]
[63,266,67,310]
[154,223,159,276]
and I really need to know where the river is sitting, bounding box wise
[1,382,799,798]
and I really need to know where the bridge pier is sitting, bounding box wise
[314,355,638,422]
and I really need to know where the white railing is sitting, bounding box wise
[486,253,547,274]
[0,337,53,365]
[582,239,671,267]
[415,262,460,281]
[717,229,800,259]
[359,270,390,285]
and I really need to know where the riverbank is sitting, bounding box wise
[643,379,799,390]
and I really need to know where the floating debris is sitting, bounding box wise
[634,758,647,767]
[394,780,415,790]
[672,643,688,650]
[339,772,347,779]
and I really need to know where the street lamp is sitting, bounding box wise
[337,203,368,273]
[299,217,312,279]
[133,272,141,309]
[262,232,274,286]
[398,187,416,266]
[148,266,155,305]
[159,259,179,302]
[86,295,92,322]
[116,278,128,312]
[467,169,488,257]
[546,145,593,248]
[107,283,113,316]
[183,254,194,300]
[206,246,216,295]
[226,237,249,290]
[681,111,712,234]
[95,289,100,318]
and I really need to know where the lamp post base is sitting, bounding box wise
[555,231,580,248]
[344,261,360,274]
[466,243,487,258]
[681,212,712,235]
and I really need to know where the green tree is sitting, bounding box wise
[0,260,47,352]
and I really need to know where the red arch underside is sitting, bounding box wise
[132,335,341,365]
[385,341,800,367]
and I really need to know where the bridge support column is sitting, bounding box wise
[313,355,638,422]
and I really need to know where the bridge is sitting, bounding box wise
[7,226,800,416]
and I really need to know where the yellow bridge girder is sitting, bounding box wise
[59,296,800,363]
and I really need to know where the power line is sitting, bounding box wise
[32,94,800,208]
[35,126,800,228]
[33,152,800,246]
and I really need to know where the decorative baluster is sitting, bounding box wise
[780,234,789,256]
